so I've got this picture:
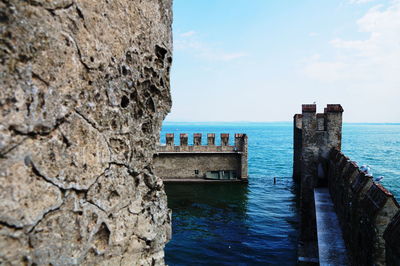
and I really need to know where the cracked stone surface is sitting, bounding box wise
[0,0,173,265]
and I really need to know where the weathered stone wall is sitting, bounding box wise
[292,114,302,182]
[154,153,241,180]
[294,104,343,243]
[327,149,400,265]
[154,133,248,181]
[0,0,172,264]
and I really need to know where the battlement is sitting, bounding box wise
[326,148,400,265]
[293,104,345,259]
[154,133,248,182]
[293,103,400,264]
[157,133,247,153]
[293,104,344,181]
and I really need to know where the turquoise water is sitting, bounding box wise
[161,122,400,265]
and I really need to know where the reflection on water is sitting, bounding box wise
[162,123,299,265]
[162,122,400,265]
[165,183,250,265]
[165,180,299,265]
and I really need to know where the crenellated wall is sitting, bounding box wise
[327,149,400,265]
[293,104,344,243]
[293,103,400,265]
[154,133,248,181]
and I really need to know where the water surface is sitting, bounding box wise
[161,122,400,265]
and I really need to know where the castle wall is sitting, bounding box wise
[154,133,248,181]
[0,0,172,264]
[327,149,400,265]
[293,114,302,182]
[294,104,400,265]
[295,104,344,242]
[154,153,241,180]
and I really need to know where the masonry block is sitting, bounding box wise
[166,133,174,146]
[207,133,215,146]
[193,133,202,146]
[384,211,400,265]
[221,134,229,146]
[180,133,188,146]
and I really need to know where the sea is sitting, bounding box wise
[160,122,400,265]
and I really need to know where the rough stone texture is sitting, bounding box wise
[0,0,172,265]
[384,210,400,265]
[294,104,343,243]
[292,114,302,182]
[327,149,400,265]
[293,104,343,264]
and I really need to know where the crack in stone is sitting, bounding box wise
[0,137,28,158]
[8,115,69,137]
[0,220,23,230]
[27,203,63,234]
[86,168,109,193]
[75,4,89,31]
[74,109,101,133]
[86,200,107,213]
[61,32,93,71]
[31,71,50,87]
[27,0,75,14]
[45,2,74,12]
[28,158,67,191]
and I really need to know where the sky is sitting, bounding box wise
[166,0,400,122]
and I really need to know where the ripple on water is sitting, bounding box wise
[162,122,399,265]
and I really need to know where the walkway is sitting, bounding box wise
[314,188,349,266]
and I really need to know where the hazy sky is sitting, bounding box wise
[166,0,400,122]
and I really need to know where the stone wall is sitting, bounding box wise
[293,104,343,243]
[294,103,400,265]
[0,0,172,264]
[327,149,400,265]
[292,114,302,182]
[154,133,248,181]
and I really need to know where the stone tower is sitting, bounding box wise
[293,104,344,241]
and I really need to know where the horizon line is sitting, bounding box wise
[164,120,400,124]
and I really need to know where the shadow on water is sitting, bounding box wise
[161,123,300,265]
[162,122,400,265]
[165,180,299,266]
[165,183,250,265]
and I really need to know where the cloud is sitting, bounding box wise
[308,32,318,37]
[180,30,196,37]
[348,0,377,4]
[175,30,247,62]
[303,1,400,87]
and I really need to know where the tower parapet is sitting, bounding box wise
[293,104,344,243]
[154,133,248,182]
[293,104,344,184]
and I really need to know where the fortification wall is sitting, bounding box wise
[293,104,343,243]
[0,0,172,265]
[294,104,400,264]
[326,149,400,265]
[154,133,248,181]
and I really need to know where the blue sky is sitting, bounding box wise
[167,0,400,122]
